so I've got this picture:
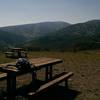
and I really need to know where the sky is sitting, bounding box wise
[0,0,100,27]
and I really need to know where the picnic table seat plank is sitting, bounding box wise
[28,72,73,96]
[0,73,7,80]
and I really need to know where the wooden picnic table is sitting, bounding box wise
[5,47,27,58]
[0,57,63,100]
[11,47,27,58]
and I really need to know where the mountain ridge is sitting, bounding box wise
[22,19,100,51]
[0,21,70,38]
[0,20,100,51]
[0,21,70,51]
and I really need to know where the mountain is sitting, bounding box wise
[22,20,100,51]
[0,29,26,51]
[0,21,70,51]
[0,20,100,51]
[0,22,70,38]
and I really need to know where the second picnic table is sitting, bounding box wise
[5,48,27,58]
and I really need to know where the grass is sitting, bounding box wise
[0,50,100,100]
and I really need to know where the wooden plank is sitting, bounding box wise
[5,52,14,54]
[0,73,7,80]
[30,58,62,66]
[4,52,14,58]
[28,72,73,96]
[0,66,18,73]
[0,62,15,67]
[11,48,23,51]
[30,58,63,69]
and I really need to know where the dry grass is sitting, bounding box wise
[0,50,100,100]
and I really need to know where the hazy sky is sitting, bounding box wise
[0,0,100,27]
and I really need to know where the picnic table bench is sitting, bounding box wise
[0,57,73,100]
[27,72,73,100]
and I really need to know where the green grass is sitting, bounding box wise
[0,53,15,64]
[0,50,100,100]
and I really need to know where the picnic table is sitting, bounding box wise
[4,47,27,58]
[0,57,73,100]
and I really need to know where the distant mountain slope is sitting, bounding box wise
[0,22,70,38]
[0,29,26,50]
[23,20,100,51]
[0,20,100,51]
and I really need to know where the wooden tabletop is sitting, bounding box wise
[0,57,63,73]
[11,48,23,51]
[30,57,63,68]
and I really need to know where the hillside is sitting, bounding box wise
[0,30,26,51]
[0,22,70,38]
[0,20,100,51]
[0,21,70,51]
[23,20,100,51]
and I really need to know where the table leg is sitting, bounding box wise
[7,72,16,100]
[45,67,49,81]
[49,65,52,80]
[32,70,37,82]
[18,51,21,58]
[45,65,53,81]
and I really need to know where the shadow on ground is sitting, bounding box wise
[17,84,79,100]
[15,79,80,100]
[0,78,80,100]
[0,85,80,100]
[31,85,80,100]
